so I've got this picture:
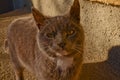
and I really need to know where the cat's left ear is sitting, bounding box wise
[32,7,46,29]
[69,0,80,23]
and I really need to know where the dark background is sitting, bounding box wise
[0,0,31,14]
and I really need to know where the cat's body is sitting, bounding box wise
[5,0,84,80]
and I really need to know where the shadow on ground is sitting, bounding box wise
[80,46,120,80]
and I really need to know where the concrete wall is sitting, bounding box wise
[90,0,120,5]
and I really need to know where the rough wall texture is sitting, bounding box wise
[1,0,120,80]
[90,0,120,5]
[80,0,120,63]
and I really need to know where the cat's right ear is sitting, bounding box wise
[69,0,80,23]
[32,7,46,29]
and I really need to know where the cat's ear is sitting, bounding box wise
[69,0,80,23]
[32,7,46,29]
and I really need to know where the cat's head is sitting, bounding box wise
[32,0,84,58]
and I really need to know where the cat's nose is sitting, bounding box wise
[58,42,66,49]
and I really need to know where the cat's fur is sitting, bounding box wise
[5,0,84,80]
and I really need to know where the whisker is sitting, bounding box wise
[76,45,83,47]
[74,47,83,51]
[72,48,82,53]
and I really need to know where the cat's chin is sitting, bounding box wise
[56,57,74,71]
[56,50,68,57]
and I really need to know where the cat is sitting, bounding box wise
[5,0,84,80]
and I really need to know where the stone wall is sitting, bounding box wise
[90,0,120,5]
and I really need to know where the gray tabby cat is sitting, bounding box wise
[5,0,84,80]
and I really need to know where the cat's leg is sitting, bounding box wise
[11,52,24,80]
[14,68,24,80]
[9,43,24,80]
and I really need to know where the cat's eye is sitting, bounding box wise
[46,33,55,38]
[68,30,75,35]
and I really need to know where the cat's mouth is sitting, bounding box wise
[47,47,77,58]
[56,50,77,57]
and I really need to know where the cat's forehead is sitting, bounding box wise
[45,16,78,31]
[47,16,70,24]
